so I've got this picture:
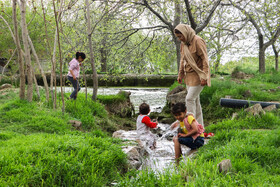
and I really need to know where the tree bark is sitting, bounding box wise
[12,0,25,99]
[174,0,181,71]
[51,29,58,109]
[86,0,98,100]
[19,0,33,102]
[28,35,49,102]
[100,45,107,72]
[272,44,279,71]
[100,0,109,73]
[53,0,65,113]
[258,34,265,73]
[82,64,87,100]
[32,67,40,100]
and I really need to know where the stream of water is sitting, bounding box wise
[64,86,195,172]
[64,87,169,113]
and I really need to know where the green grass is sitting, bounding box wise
[0,99,73,135]
[0,88,130,186]
[0,133,127,186]
[200,72,280,125]
[97,91,127,104]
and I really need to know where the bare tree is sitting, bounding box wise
[86,0,98,100]
[19,0,33,102]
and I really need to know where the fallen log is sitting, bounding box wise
[219,98,280,108]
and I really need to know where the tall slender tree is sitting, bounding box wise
[12,0,25,99]
[19,0,33,102]
[52,0,65,113]
[86,0,98,100]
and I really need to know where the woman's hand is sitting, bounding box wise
[177,77,182,84]
[200,79,207,86]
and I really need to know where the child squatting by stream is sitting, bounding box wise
[170,102,205,165]
[136,103,158,150]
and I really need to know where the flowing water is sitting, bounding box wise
[64,87,169,113]
[64,86,197,172]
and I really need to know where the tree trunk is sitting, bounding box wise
[100,0,109,73]
[215,30,222,72]
[28,35,49,102]
[51,29,58,108]
[86,0,98,100]
[19,0,33,102]
[32,67,40,100]
[272,44,279,71]
[174,0,181,72]
[100,45,107,72]
[259,34,265,73]
[174,37,181,72]
[41,0,54,102]
[12,0,25,99]
[53,0,65,113]
[82,64,87,100]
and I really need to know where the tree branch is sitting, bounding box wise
[230,0,262,36]
[184,0,196,29]
[111,25,168,34]
[142,0,172,29]
[195,0,222,34]
[264,25,280,48]
[0,48,16,80]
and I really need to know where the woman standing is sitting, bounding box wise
[174,24,211,126]
[67,52,86,100]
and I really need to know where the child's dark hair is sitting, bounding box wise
[174,29,182,34]
[172,102,186,114]
[76,52,86,59]
[139,103,150,115]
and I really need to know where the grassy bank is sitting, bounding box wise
[0,88,130,186]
